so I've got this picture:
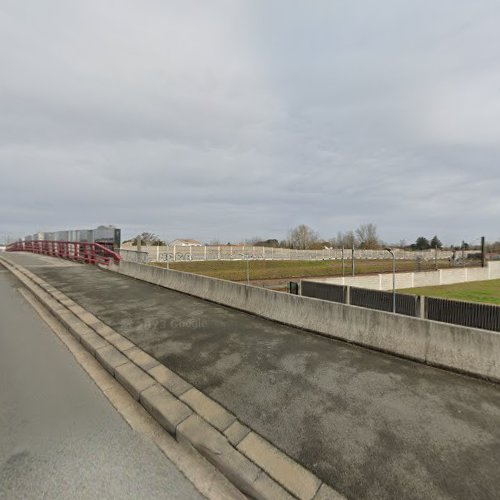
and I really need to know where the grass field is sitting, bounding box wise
[151,259,454,282]
[398,279,500,305]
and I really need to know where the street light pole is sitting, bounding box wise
[385,247,396,313]
[341,246,345,277]
[351,242,355,277]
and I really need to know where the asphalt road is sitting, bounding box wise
[5,252,500,500]
[0,268,204,500]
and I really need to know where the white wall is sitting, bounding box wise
[309,261,500,290]
[120,244,477,263]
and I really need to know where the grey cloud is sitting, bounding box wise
[1,0,499,245]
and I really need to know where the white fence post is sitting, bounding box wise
[173,245,177,262]
[189,245,192,261]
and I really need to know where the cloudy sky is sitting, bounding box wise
[1,0,499,245]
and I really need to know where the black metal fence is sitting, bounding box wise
[427,297,500,332]
[301,281,347,303]
[301,280,500,332]
[350,287,419,317]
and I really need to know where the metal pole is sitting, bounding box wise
[351,243,355,277]
[246,255,250,284]
[392,251,396,313]
[341,246,345,277]
[385,248,396,313]
[481,236,486,267]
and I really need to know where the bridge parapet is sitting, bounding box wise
[6,240,121,266]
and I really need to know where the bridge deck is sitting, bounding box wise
[6,252,500,500]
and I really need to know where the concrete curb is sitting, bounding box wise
[0,255,346,500]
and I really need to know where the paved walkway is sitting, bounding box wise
[0,265,204,499]
[5,252,500,500]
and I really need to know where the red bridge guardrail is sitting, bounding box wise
[6,240,121,266]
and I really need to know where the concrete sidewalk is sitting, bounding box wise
[6,252,500,500]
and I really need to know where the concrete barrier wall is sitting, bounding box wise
[311,261,500,290]
[119,248,150,264]
[108,260,500,382]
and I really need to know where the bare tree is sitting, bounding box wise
[355,223,381,249]
[332,230,357,248]
[287,224,320,250]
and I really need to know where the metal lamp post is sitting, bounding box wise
[246,255,250,285]
[385,247,396,313]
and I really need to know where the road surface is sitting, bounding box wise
[0,267,204,499]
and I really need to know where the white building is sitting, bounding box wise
[169,239,202,247]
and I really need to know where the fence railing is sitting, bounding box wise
[300,280,500,332]
[349,286,420,317]
[426,297,500,332]
[120,245,477,263]
[6,240,121,266]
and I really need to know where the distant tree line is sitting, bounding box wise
[124,228,497,254]
[409,235,443,250]
[247,223,384,250]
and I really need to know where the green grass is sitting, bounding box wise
[398,279,500,305]
[150,259,453,282]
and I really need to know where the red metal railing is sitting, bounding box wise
[6,240,121,266]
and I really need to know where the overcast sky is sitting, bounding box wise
[1,1,499,245]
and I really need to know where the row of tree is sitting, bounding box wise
[284,223,383,250]
[250,225,453,251]
[125,227,490,253]
[409,236,443,250]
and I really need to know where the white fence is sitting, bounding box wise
[307,261,500,290]
[119,245,477,264]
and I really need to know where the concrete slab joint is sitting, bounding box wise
[95,345,129,375]
[122,346,161,371]
[238,432,322,500]
[139,384,192,434]
[224,420,251,446]
[177,414,292,500]
[147,364,193,397]
[115,362,156,400]
[180,387,237,432]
